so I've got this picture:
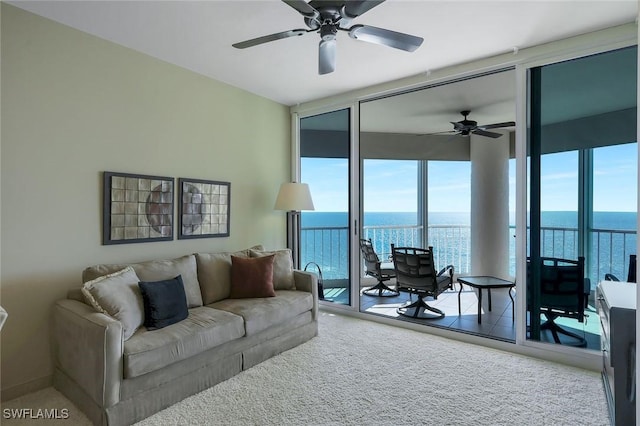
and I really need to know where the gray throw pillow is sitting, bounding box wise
[81,266,144,340]
[196,246,265,304]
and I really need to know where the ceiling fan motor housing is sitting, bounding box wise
[320,23,338,41]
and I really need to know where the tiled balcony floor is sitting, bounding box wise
[360,282,517,342]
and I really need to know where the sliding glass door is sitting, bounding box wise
[527,46,637,349]
[299,109,352,306]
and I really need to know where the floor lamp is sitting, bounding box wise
[274,182,315,269]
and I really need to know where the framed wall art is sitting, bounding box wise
[103,171,174,245]
[178,178,230,239]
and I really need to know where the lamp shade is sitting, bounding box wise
[274,182,315,211]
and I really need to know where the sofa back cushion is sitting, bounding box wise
[196,250,247,304]
[83,254,203,308]
[249,248,295,290]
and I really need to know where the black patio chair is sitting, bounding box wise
[359,238,399,297]
[527,256,589,347]
[391,244,454,319]
[604,254,636,283]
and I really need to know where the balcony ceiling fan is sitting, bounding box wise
[232,0,424,75]
[430,110,516,138]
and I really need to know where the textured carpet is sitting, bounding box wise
[2,312,609,425]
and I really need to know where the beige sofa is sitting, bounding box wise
[52,247,318,426]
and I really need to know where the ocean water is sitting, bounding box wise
[301,211,637,230]
[300,211,637,282]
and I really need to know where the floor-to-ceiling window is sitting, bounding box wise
[527,46,637,350]
[290,25,636,376]
[299,109,352,306]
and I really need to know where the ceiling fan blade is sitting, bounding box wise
[473,129,503,138]
[417,130,457,137]
[343,0,386,18]
[232,29,308,49]
[349,25,423,52]
[282,0,319,18]
[318,39,336,75]
[477,121,516,130]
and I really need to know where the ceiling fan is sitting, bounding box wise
[232,0,424,75]
[434,110,516,138]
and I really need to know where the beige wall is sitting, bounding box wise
[0,4,290,398]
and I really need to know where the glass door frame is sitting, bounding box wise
[289,24,636,370]
[514,38,637,357]
[293,102,361,313]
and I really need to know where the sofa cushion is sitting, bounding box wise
[210,290,313,336]
[83,254,203,308]
[138,275,189,330]
[195,245,264,305]
[123,306,245,378]
[229,254,276,299]
[249,248,295,290]
[81,266,144,340]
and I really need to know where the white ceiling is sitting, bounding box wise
[10,0,638,108]
[361,69,516,134]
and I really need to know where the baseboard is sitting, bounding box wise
[1,375,52,402]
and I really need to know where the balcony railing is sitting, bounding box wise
[300,224,636,284]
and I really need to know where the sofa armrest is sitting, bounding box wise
[52,299,123,408]
[293,270,318,320]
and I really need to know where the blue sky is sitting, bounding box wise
[301,142,637,213]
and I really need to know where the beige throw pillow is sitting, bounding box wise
[81,266,144,340]
[249,248,295,290]
[196,252,235,304]
[196,246,265,305]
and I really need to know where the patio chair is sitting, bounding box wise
[527,256,589,347]
[604,254,636,283]
[391,244,454,319]
[360,238,399,297]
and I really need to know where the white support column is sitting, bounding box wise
[470,130,510,279]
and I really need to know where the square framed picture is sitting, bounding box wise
[103,171,174,245]
[178,178,230,239]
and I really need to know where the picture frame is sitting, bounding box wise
[178,178,230,239]
[103,171,174,245]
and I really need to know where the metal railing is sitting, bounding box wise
[301,223,636,284]
[361,224,423,260]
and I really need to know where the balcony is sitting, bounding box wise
[301,223,637,285]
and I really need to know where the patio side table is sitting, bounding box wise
[457,276,515,324]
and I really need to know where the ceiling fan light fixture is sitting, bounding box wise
[318,39,336,74]
[232,0,424,74]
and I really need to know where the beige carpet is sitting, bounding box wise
[2,312,609,425]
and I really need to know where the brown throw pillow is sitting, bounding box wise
[229,254,276,298]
